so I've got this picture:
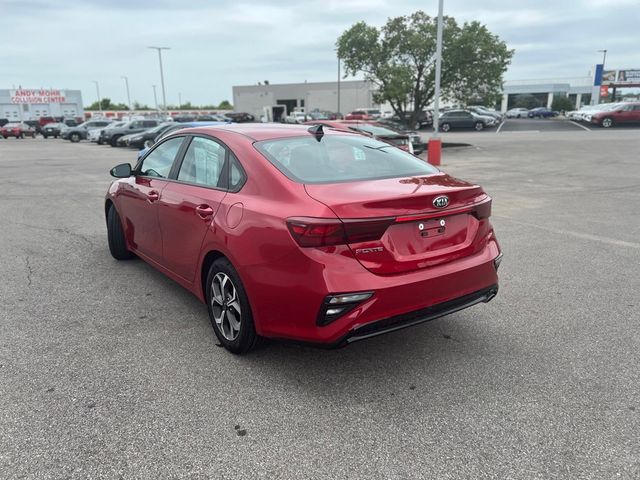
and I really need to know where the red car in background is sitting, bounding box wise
[105,124,501,353]
[590,102,640,128]
[1,122,36,138]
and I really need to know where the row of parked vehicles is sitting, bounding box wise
[505,107,559,119]
[567,102,640,128]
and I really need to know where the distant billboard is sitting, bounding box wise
[602,70,617,84]
[617,69,640,84]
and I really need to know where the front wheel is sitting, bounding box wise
[206,258,261,354]
[601,117,614,128]
[474,122,484,131]
[70,132,81,143]
[440,123,451,132]
[110,136,121,147]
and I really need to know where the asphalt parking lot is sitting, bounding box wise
[1,131,639,479]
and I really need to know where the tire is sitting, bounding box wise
[110,135,122,147]
[19,133,24,139]
[601,117,614,128]
[441,123,451,132]
[206,258,261,354]
[70,132,81,143]
[43,134,48,139]
[97,138,104,145]
[474,122,484,131]
[107,205,134,260]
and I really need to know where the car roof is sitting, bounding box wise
[180,123,360,141]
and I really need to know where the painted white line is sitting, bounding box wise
[496,121,505,133]
[569,120,591,132]
[501,130,541,134]
[494,216,640,249]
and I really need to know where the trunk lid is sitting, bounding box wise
[304,174,490,274]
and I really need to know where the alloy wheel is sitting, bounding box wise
[602,118,613,128]
[210,272,242,341]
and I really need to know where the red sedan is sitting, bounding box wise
[105,124,501,353]
[1,122,36,139]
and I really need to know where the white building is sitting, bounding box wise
[233,80,376,120]
[0,88,84,121]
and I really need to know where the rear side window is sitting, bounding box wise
[139,137,184,178]
[177,137,226,188]
[255,135,438,184]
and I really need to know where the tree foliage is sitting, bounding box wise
[551,96,574,112]
[85,98,129,111]
[337,11,513,126]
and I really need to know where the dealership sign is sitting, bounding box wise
[10,89,66,104]
[601,69,640,84]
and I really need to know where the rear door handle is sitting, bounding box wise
[147,190,160,202]
[195,204,214,219]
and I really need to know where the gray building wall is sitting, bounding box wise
[0,89,84,120]
[233,80,376,118]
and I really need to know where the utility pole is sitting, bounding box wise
[92,80,102,117]
[121,76,131,112]
[428,0,444,166]
[148,46,170,111]
[598,49,607,70]
[152,85,159,112]
[337,57,341,115]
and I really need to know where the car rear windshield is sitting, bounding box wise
[255,134,438,184]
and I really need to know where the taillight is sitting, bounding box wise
[473,198,492,219]
[286,217,394,247]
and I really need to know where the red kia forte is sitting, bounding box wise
[105,124,501,353]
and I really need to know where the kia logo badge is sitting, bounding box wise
[433,195,449,208]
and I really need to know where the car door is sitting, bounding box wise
[632,105,640,124]
[118,136,186,262]
[157,135,229,281]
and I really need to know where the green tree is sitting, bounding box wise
[337,11,513,127]
[85,98,129,110]
[133,101,151,110]
[217,100,233,110]
[551,96,574,112]
[513,94,542,109]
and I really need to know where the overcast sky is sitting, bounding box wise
[2,0,639,107]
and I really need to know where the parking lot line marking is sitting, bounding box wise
[501,130,541,134]
[496,121,505,133]
[569,121,591,132]
[495,216,640,249]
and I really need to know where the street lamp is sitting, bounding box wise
[152,85,159,112]
[148,46,170,111]
[91,80,102,117]
[121,76,131,112]
[597,49,607,69]
[428,0,444,166]
[337,56,341,115]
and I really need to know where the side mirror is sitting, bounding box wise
[110,163,132,178]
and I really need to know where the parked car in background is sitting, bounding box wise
[505,108,530,118]
[1,122,37,138]
[136,121,231,158]
[23,120,43,136]
[105,124,501,353]
[468,106,503,122]
[439,110,497,132]
[283,112,309,124]
[528,107,558,118]
[345,110,374,121]
[62,119,112,142]
[305,120,415,154]
[88,122,127,144]
[390,110,433,130]
[224,112,255,123]
[42,122,67,138]
[38,116,56,127]
[590,102,640,128]
[118,123,175,149]
[101,119,160,147]
[375,119,427,154]
[0,118,9,127]
[580,103,623,122]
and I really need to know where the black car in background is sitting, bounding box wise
[42,122,67,138]
[117,123,175,148]
[62,119,112,142]
[100,119,160,147]
[224,112,255,123]
[376,119,427,154]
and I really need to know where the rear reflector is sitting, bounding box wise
[286,217,394,247]
[317,291,374,326]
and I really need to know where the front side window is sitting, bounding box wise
[255,134,438,184]
[139,136,184,178]
[177,137,226,188]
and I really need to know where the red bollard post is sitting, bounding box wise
[427,138,441,166]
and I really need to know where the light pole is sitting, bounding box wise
[121,76,131,112]
[92,80,102,117]
[148,46,170,111]
[428,0,444,166]
[178,92,182,109]
[152,85,159,112]
[337,56,341,115]
[597,49,607,70]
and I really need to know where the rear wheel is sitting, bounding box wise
[107,205,134,260]
[70,132,81,142]
[110,135,122,147]
[97,138,104,145]
[474,122,484,131]
[601,117,614,128]
[206,258,261,354]
[441,123,451,132]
